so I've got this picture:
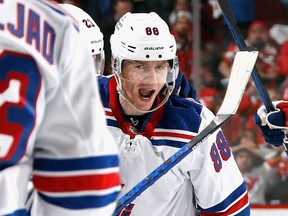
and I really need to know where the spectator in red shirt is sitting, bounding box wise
[218,20,282,89]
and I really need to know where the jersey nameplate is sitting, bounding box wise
[0,3,56,64]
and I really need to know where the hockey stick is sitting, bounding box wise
[113,49,259,215]
[217,0,288,155]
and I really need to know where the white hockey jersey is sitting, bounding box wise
[99,76,250,216]
[0,1,120,215]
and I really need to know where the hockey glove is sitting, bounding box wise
[173,72,197,99]
[254,100,288,147]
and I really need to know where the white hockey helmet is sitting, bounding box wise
[111,12,179,113]
[60,4,105,75]
[110,12,179,83]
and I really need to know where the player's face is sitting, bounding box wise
[120,60,169,115]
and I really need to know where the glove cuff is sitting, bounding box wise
[275,100,288,127]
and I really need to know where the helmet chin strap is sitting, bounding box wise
[115,74,174,115]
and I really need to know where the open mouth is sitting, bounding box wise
[139,89,155,100]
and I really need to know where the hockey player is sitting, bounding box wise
[60,3,196,99]
[98,12,250,215]
[60,3,105,76]
[0,0,120,215]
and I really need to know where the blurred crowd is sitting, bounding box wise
[57,0,288,205]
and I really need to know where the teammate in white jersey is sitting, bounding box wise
[98,12,250,215]
[60,3,105,76]
[0,1,120,215]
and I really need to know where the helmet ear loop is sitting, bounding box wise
[161,77,175,98]
[112,57,125,98]
[161,60,178,97]
[94,51,105,77]
[99,50,105,76]
[113,58,134,105]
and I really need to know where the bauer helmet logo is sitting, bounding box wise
[144,47,164,50]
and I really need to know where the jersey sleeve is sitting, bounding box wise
[184,106,250,215]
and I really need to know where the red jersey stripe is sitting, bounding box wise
[153,131,195,140]
[33,172,120,192]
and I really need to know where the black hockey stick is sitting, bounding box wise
[113,49,259,215]
[217,0,288,155]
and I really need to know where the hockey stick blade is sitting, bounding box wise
[217,0,288,155]
[113,49,258,215]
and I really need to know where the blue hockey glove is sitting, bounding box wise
[254,100,288,147]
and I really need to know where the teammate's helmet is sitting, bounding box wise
[60,4,104,75]
[110,12,179,83]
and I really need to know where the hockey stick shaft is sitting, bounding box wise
[113,49,258,215]
[217,0,288,155]
[217,0,274,111]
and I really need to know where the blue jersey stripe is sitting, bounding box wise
[39,191,119,209]
[235,205,250,216]
[151,139,187,148]
[33,155,119,172]
[107,118,119,128]
[4,209,27,216]
[198,182,247,212]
